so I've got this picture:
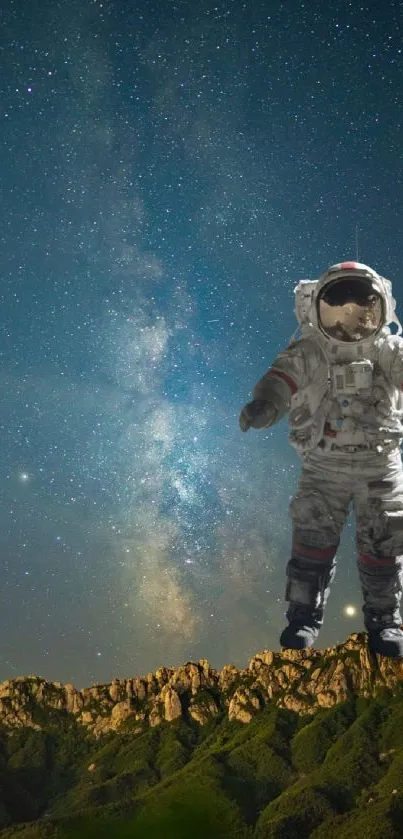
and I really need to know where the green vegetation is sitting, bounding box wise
[2,688,403,837]
[291,701,357,773]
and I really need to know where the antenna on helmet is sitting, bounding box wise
[355,225,359,261]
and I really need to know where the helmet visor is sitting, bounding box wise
[317,277,384,342]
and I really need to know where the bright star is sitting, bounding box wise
[344,605,357,617]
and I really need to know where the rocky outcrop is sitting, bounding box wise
[0,633,402,735]
[228,687,262,723]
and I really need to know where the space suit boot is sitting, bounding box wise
[359,559,403,659]
[279,554,336,650]
[280,604,323,650]
[367,626,403,659]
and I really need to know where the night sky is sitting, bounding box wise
[1,0,403,687]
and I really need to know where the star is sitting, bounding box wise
[18,473,30,483]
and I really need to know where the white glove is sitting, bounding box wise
[239,399,277,432]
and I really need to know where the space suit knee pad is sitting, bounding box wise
[285,556,336,609]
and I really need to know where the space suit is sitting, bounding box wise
[240,261,403,658]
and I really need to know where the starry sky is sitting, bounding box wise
[0,0,403,687]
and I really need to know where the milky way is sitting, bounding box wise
[0,0,402,686]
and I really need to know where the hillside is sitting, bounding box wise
[0,633,403,838]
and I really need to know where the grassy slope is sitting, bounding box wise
[1,688,403,838]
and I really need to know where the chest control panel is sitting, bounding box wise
[331,361,373,394]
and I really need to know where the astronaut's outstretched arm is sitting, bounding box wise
[240,342,308,431]
[253,367,295,423]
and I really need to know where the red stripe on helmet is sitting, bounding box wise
[268,369,298,394]
[340,261,359,269]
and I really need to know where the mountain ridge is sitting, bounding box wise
[0,632,401,736]
[1,632,403,838]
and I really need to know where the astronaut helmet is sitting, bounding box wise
[313,261,401,343]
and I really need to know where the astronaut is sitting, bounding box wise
[240,261,403,658]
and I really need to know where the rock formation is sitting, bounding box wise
[0,633,402,736]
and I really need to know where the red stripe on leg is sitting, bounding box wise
[293,542,337,561]
[358,552,398,567]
